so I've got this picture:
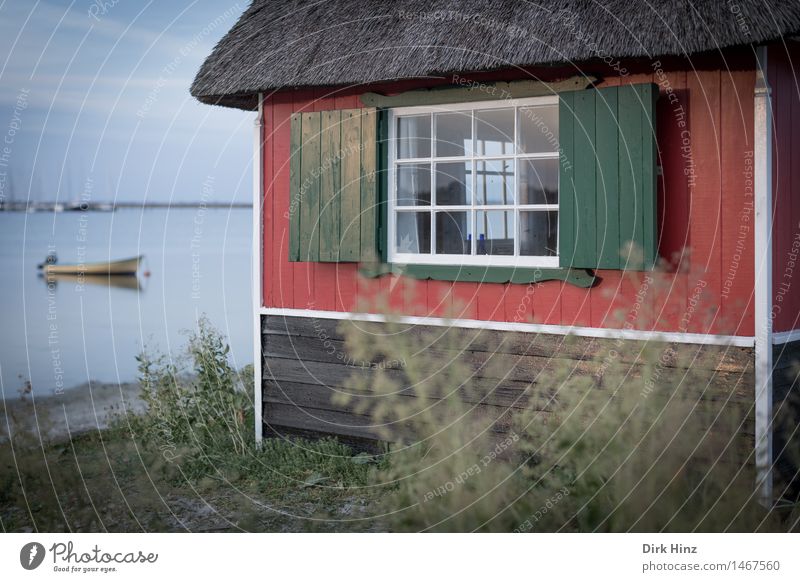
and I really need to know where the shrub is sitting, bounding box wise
[336,306,800,532]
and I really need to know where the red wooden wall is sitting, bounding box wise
[770,43,800,334]
[261,61,760,337]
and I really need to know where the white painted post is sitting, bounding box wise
[253,94,264,446]
[754,46,773,506]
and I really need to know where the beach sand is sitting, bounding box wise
[1,382,145,443]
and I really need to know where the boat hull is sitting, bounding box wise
[43,256,142,275]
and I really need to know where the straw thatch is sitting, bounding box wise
[191,0,800,109]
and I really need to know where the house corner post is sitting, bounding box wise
[754,46,774,506]
[253,93,264,446]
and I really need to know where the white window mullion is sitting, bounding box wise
[471,158,476,256]
[430,158,436,256]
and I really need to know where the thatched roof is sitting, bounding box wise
[191,0,800,110]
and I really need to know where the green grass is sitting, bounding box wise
[0,318,382,533]
[3,313,798,533]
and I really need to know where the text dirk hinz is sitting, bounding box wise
[643,543,697,554]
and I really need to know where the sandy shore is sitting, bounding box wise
[1,382,146,443]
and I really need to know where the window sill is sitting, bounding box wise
[359,263,599,288]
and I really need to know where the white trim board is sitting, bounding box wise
[259,307,755,348]
[773,329,800,345]
[753,46,774,505]
[252,95,264,445]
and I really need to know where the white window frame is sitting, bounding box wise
[388,95,560,268]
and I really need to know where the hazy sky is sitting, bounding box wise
[0,0,251,204]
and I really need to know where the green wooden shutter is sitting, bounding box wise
[288,108,378,262]
[559,83,658,270]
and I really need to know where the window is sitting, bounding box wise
[388,97,560,267]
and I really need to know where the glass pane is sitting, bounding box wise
[435,162,471,206]
[396,212,431,254]
[475,108,514,156]
[397,115,431,159]
[435,111,471,157]
[396,164,431,206]
[476,159,514,205]
[519,105,559,153]
[476,210,514,256]
[518,158,559,205]
[520,211,558,256]
[435,211,472,255]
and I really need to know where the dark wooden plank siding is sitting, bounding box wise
[262,315,756,450]
[773,340,800,500]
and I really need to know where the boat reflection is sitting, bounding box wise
[40,272,143,291]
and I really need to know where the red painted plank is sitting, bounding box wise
[388,275,407,314]
[452,282,478,319]
[476,282,507,322]
[271,93,294,309]
[503,283,534,323]
[769,53,783,331]
[591,270,629,329]
[788,44,800,333]
[771,48,800,333]
[532,280,561,326]
[336,264,358,312]
[407,278,429,317]
[653,69,690,332]
[686,71,723,334]
[355,270,381,313]
[720,69,755,335]
[771,51,788,332]
[262,95,274,308]
[559,282,591,327]
[427,280,454,318]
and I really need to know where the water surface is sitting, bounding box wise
[0,207,252,398]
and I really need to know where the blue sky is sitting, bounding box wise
[0,0,251,204]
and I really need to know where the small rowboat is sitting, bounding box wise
[41,255,143,276]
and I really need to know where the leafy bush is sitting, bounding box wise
[336,307,800,532]
[132,316,250,469]
[129,316,376,496]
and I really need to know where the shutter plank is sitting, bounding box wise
[639,84,658,269]
[618,86,644,268]
[340,109,362,260]
[299,112,321,261]
[573,90,597,267]
[360,108,377,261]
[377,109,390,263]
[595,86,620,269]
[319,110,341,261]
[288,113,302,261]
[558,91,576,268]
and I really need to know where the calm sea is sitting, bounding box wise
[0,207,252,398]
